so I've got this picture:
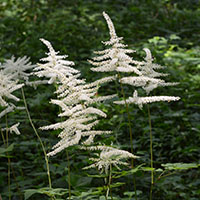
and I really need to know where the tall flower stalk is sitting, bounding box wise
[35,39,117,199]
[89,12,180,199]
[115,48,180,199]
[83,145,138,199]
[36,39,138,200]
[35,39,115,156]
[0,60,25,200]
[21,87,52,189]
[0,55,53,198]
[88,11,140,199]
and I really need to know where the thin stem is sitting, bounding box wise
[147,105,153,200]
[10,164,23,199]
[106,164,113,200]
[117,73,137,200]
[21,88,52,189]
[117,74,134,159]
[1,128,6,145]
[5,114,11,200]
[157,171,177,181]
[1,128,23,199]
[66,150,71,199]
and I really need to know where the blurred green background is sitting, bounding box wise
[0,0,200,199]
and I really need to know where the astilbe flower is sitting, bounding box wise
[34,39,79,84]
[36,39,116,156]
[0,65,25,135]
[1,56,35,82]
[120,48,178,94]
[88,12,179,108]
[1,56,45,88]
[87,12,140,170]
[0,69,24,118]
[115,90,180,109]
[88,12,141,76]
[1,123,21,135]
[114,48,180,108]
[83,145,138,174]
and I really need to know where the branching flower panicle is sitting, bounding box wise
[34,39,79,84]
[88,12,141,75]
[1,56,36,83]
[115,90,180,109]
[0,55,46,88]
[36,39,115,156]
[0,70,24,118]
[120,48,178,94]
[83,145,138,174]
[115,48,180,108]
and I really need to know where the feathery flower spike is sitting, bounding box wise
[36,39,114,156]
[83,146,138,174]
[114,90,180,109]
[89,12,141,75]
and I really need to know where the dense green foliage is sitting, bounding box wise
[0,0,200,199]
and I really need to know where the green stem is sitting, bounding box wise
[1,127,22,199]
[117,73,138,200]
[117,74,134,159]
[21,88,52,189]
[147,105,153,200]
[4,114,11,200]
[106,164,113,200]
[157,171,177,181]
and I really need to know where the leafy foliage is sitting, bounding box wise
[0,1,200,200]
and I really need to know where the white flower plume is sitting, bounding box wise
[115,48,180,108]
[114,90,180,109]
[88,12,141,75]
[36,39,115,156]
[1,56,36,83]
[0,70,24,118]
[121,48,178,94]
[83,145,138,174]
[1,123,21,135]
[34,38,79,84]
[1,55,50,89]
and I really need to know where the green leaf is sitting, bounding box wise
[162,163,199,170]
[24,187,68,199]
[24,189,39,200]
[99,196,106,200]
[112,164,145,178]
[110,182,125,188]
[141,167,155,172]
[0,143,14,157]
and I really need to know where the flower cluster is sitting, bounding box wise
[89,12,180,109]
[36,39,116,156]
[88,12,141,76]
[2,56,35,83]
[83,145,138,174]
[115,48,180,107]
[1,123,21,135]
[0,56,37,134]
[114,90,180,109]
[0,69,24,118]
